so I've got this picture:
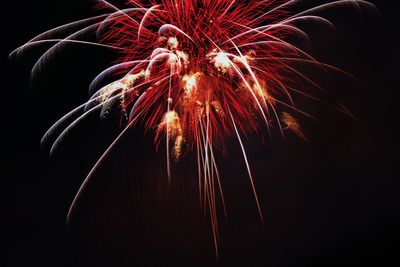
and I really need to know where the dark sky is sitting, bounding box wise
[1,1,399,266]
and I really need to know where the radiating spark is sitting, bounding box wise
[13,0,376,258]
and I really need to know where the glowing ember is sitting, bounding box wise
[182,72,201,93]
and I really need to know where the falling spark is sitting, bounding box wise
[282,112,308,141]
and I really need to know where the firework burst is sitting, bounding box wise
[12,0,376,257]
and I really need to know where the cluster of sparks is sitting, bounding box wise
[12,0,375,256]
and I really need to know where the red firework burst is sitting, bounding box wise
[12,0,376,256]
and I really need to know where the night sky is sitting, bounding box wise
[1,1,399,266]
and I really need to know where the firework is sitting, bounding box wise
[12,0,376,257]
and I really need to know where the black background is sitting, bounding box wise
[1,0,399,266]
